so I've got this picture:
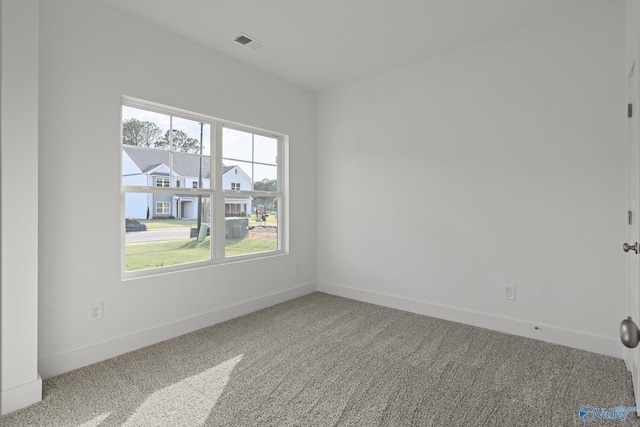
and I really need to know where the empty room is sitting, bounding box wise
[2,0,640,425]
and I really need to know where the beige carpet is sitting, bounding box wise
[2,292,638,426]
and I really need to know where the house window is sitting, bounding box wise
[155,202,170,215]
[122,99,287,277]
[155,177,170,187]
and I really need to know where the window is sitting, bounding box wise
[122,99,286,276]
[155,177,170,187]
[222,127,282,257]
[155,202,170,215]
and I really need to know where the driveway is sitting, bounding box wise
[125,228,191,243]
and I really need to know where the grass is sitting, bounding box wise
[125,236,277,271]
[125,237,210,271]
[225,238,277,257]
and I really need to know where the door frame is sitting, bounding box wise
[625,53,640,410]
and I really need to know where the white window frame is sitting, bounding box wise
[221,124,285,260]
[121,96,288,279]
[155,177,170,187]
[231,182,240,190]
[155,202,171,215]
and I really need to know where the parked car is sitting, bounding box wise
[125,218,147,232]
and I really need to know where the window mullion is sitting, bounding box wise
[214,122,225,260]
[278,135,286,251]
[169,115,174,186]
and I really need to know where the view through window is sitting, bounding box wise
[122,101,284,276]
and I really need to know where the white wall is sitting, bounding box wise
[627,0,640,73]
[37,0,316,377]
[317,3,626,357]
[0,0,42,414]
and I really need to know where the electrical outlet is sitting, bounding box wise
[89,302,103,321]
[505,286,516,301]
[296,264,302,274]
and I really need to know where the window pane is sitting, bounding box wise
[122,106,170,150]
[225,197,279,257]
[173,152,211,189]
[123,146,170,187]
[254,134,278,165]
[172,117,210,155]
[125,192,212,272]
[222,128,252,161]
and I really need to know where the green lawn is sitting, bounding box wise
[125,236,277,271]
[225,238,277,257]
[125,237,210,271]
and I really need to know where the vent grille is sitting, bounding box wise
[234,33,266,51]
[235,35,252,45]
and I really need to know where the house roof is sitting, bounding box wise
[124,145,211,179]
[142,163,165,173]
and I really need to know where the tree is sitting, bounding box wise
[254,179,278,212]
[122,118,162,148]
[254,178,277,192]
[162,129,200,153]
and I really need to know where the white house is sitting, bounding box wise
[221,164,253,217]
[122,145,252,219]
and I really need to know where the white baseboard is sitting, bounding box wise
[317,281,621,359]
[1,375,42,415]
[39,283,316,379]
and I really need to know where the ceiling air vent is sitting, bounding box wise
[234,33,266,51]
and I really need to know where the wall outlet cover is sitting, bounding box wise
[89,302,103,321]
[505,286,516,301]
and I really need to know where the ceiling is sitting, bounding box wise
[99,0,615,92]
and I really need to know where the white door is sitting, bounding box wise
[624,58,640,409]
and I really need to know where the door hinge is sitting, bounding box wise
[629,103,633,118]
[630,210,633,225]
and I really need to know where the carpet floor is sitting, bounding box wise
[2,292,638,426]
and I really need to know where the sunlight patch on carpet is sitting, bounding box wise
[123,354,243,426]
[78,412,111,426]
